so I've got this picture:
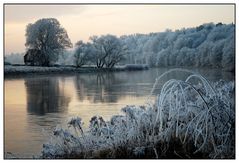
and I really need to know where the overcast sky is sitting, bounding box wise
[4,4,234,54]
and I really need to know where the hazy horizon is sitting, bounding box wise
[4,4,234,54]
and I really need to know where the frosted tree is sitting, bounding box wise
[156,49,169,67]
[91,34,127,68]
[25,18,72,66]
[90,35,105,68]
[221,34,235,71]
[209,40,225,67]
[74,41,94,67]
[120,35,139,64]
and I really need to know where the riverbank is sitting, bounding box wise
[4,64,149,77]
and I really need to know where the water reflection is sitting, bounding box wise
[74,72,125,103]
[5,68,234,157]
[196,68,235,81]
[24,77,71,115]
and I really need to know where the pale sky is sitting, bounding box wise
[4,4,234,54]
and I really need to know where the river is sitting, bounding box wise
[4,68,234,158]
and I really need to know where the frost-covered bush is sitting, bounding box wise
[150,69,234,158]
[41,69,234,159]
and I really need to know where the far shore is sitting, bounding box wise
[4,64,149,77]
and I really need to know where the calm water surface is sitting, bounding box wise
[4,68,234,158]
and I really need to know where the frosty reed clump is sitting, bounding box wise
[41,69,235,159]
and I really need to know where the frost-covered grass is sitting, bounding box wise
[4,65,149,76]
[4,65,77,74]
[41,69,235,159]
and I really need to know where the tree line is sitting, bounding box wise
[119,22,234,71]
[6,18,235,71]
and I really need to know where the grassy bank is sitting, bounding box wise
[40,69,235,159]
[4,64,149,77]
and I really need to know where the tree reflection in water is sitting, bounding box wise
[74,72,126,103]
[24,77,71,116]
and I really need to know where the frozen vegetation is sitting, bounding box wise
[4,64,149,76]
[40,69,235,159]
[4,65,75,73]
